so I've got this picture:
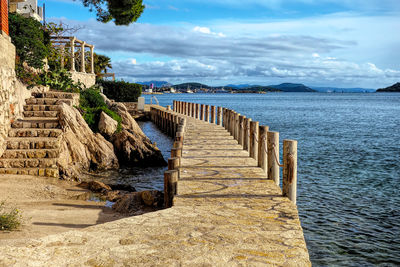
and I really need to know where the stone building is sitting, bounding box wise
[9,0,43,21]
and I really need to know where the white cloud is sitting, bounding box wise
[50,11,400,87]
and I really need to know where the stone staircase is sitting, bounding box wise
[0,91,79,178]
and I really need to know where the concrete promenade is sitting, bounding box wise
[0,110,310,266]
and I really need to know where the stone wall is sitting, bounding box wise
[0,35,49,156]
[70,71,96,88]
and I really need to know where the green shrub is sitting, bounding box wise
[0,201,22,231]
[37,68,82,93]
[79,88,122,133]
[98,80,142,102]
[9,13,50,69]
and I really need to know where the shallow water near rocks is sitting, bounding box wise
[86,121,172,191]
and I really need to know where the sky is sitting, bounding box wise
[40,0,400,88]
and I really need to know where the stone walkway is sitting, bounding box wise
[0,115,310,266]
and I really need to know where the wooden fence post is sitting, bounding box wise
[195,104,200,119]
[268,131,280,186]
[200,104,205,120]
[205,105,210,122]
[217,107,222,126]
[211,106,216,124]
[258,125,269,174]
[244,118,251,153]
[164,170,178,208]
[250,121,259,161]
[238,115,245,146]
[283,140,297,204]
[168,157,180,182]
[234,113,240,141]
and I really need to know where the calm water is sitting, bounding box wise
[140,92,400,267]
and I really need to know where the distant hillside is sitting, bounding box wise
[377,83,400,92]
[173,83,211,90]
[137,81,171,87]
[312,87,376,93]
[268,83,316,92]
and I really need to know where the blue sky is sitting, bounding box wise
[41,0,400,88]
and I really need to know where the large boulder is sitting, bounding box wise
[98,111,118,137]
[57,103,119,179]
[100,94,167,167]
[112,190,163,214]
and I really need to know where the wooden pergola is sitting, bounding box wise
[50,36,95,73]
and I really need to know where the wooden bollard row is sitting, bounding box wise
[174,101,224,125]
[164,117,187,208]
[169,101,298,204]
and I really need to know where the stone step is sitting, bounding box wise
[0,167,58,178]
[0,158,57,168]
[7,137,61,150]
[25,98,72,106]
[9,128,62,138]
[23,111,59,118]
[32,91,77,99]
[1,149,59,159]
[12,118,59,129]
[24,104,60,112]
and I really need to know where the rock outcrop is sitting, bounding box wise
[112,190,164,214]
[101,94,167,167]
[98,111,118,137]
[57,103,119,178]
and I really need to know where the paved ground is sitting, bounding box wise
[0,115,310,266]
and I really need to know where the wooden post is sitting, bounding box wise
[211,106,216,124]
[168,157,180,183]
[238,115,245,146]
[173,101,176,112]
[229,111,234,136]
[234,113,240,141]
[283,140,297,204]
[166,105,171,111]
[175,131,184,143]
[244,118,251,153]
[171,147,182,158]
[192,103,196,117]
[258,125,269,174]
[196,104,200,119]
[164,170,178,208]
[168,157,180,171]
[250,121,259,161]
[173,115,178,136]
[200,104,205,120]
[217,107,222,126]
[268,131,280,186]
[188,102,192,117]
[179,101,182,114]
[205,105,210,122]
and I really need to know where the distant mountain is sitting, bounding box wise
[376,82,400,92]
[268,83,316,92]
[137,81,171,87]
[225,84,254,89]
[312,87,376,93]
[173,83,211,90]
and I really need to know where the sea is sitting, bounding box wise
[108,92,400,266]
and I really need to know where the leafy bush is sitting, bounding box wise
[37,68,82,93]
[98,80,142,102]
[9,13,50,69]
[79,88,122,133]
[0,201,22,231]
